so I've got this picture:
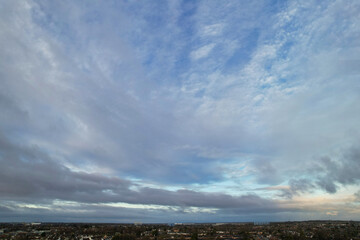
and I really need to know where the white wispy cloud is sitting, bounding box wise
[190,43,216,60]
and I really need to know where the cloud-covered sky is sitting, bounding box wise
[1,0,360,222]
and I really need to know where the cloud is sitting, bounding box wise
[201,23,224,36]
[314,147,360,193]
[1,0,360,222]
[326,211,338,216]
[276,146,360,197]
[279,179,315,199]
[0,132,285,214]
[190,43,216,60]
[354,191,360,202]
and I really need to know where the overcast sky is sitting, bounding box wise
[1,0,360,223]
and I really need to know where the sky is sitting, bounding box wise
[0,0,360,223]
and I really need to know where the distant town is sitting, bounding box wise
[0,221,359,240]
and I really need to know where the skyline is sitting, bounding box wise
[1,0,360,223]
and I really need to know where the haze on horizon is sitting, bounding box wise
[0,0,360,223]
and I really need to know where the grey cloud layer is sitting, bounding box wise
[315,147,360,193]
[0,133,286,215]
[278,146,360,198]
